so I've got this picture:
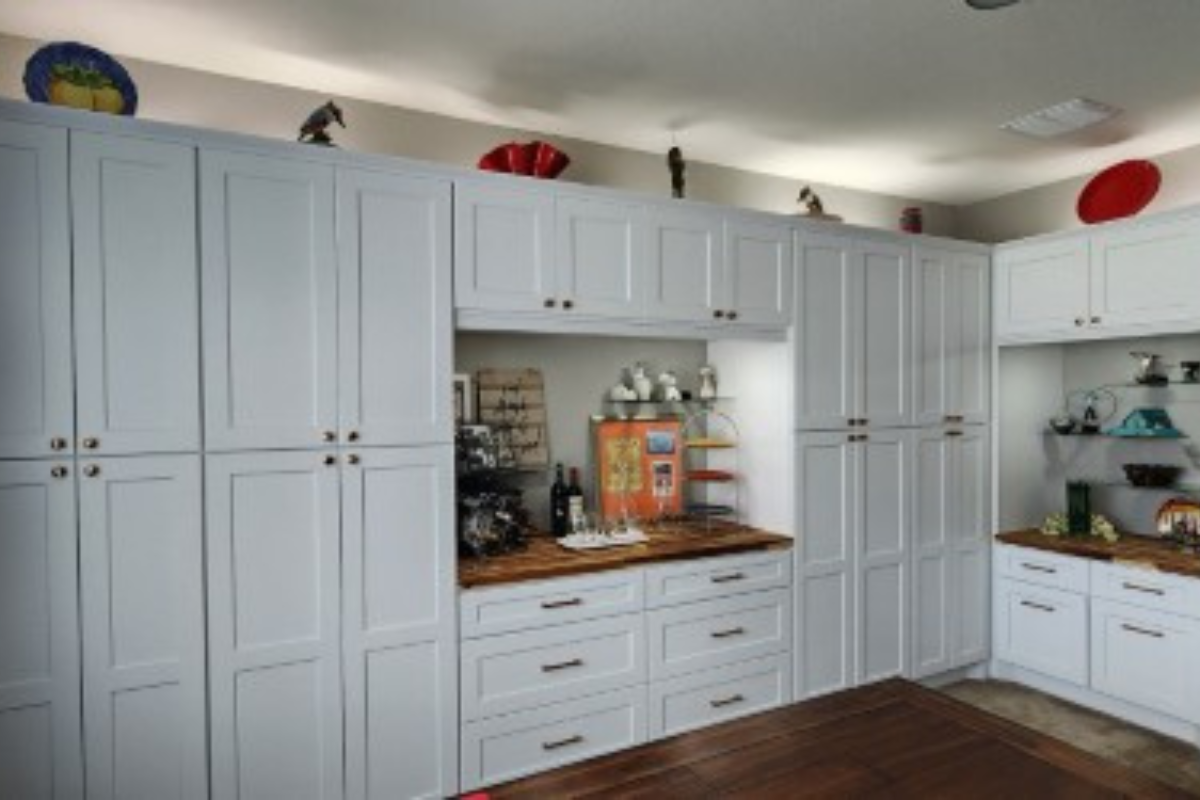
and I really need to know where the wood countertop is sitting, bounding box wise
[996,529,1200,579]
[458,522,792,589]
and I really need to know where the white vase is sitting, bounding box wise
[698,366,718,400]
[632,365,653,401]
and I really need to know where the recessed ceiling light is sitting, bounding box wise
[966,0,1020,9]
[1000,98,1122,139]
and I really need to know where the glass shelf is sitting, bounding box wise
[1044,430,1188,440]
[1088,480,1200,495]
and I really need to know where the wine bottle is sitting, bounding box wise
[567,467,585,530]
[550,463,569,536]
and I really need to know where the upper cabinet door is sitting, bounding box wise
[454,182,555,313]
[0,121,73,460]
[995,237,1089,341]
[72,133,201,456]
[556,194,645,318]
[725,219,793,327]
[954,252,991,425]
[0,459,83,800]
[337,170,452,447]
[645,207,725,323]
[201,150,338,452]
[795,234,857,430]
[1090,211,1200,331]
[78,455,207,800]
[857,239,910,429]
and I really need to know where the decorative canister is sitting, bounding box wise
[900,206,923,234]
[1066,481,1091,536]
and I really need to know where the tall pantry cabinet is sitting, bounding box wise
[0,106,456,800]
[793,233,991,699]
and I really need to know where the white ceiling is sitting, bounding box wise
[4,0,1200,204]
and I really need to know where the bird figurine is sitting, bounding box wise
[298,101,345,146]
[667,145,686,199]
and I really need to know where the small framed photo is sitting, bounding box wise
[453,373,473,427]
[646,430,677,455]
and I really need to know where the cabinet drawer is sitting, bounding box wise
[1091,598,1200,722]
[648,589,791,680]
[645,551,791,609]
[998,545,1089,594]
[460,687,647,791]
[461,570,644,638]
[1091,562,1196,618]
[995,578,1088,686]
[461,615,645,721]
[648,654,791,740]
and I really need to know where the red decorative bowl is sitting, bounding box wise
[477,141,569,178]
[1077,160,1161,224]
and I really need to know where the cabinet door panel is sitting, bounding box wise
[1091,212,1200,330]
[911,431,953,678]
[795,236,856,429]
[955,253,991,424]
[0,121,73,459]
[858,432,910,683]
[454,183,555,312]
[995,238,1089,339]
[73,133,200,455]
[996,579,1087,685]
[913,250,952,427]
[557,195,644,318]
[798,574,852,699]
[726,220,792,327]
[338,170,452,446]
[206,451,343,800]
[952,544,990,667]
[343,447,456,799]
[646,208,724,322]
[859,240,910,428]
[79,456,206,800]
[0,460,82,799]
[201,151,338,451]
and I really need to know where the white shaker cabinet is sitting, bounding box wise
[725,218,793,327]
[342,446,457,800]
[795,234,910,430]
[555,194,645,319]
[994,236,1089,342]
[78,456,207,800]
[337,170,453,447]
[454,182,556,313]
[911,426,991,678]
[645,207,725,323]
[913,246,990,427]
[201,151,339,452]
[794,430,911,699]
[206,451,345,800]
[72,133,201,455]
[0,121,73,460]
[0,459,83,800]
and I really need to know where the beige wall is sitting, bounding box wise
[959,143,1200,244]
[0,32,958,235]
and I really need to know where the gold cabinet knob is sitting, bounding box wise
[83,464,101,478]
[82,437,99,450]
[50,437,68,451]
[323,455,337,466]
[347,431,360,443]
[322,430,336,443]
[51,465,69,479]
[347,454,361,466]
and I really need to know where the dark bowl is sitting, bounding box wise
[1122,463,1183,488]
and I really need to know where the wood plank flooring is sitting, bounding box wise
[482,679,1191,798]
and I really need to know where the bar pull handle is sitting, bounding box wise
[541,598,583,610]
[541,658,584,673]
[711,627,746,639]
[1021,563,1057,575]
[710,694,746,709]
[542,735,584,751]
[1122,582,1165,597]
[1122,623,1164,639]
[1020,600,1055,613]
[710,572,746,584]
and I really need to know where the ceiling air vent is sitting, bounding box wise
[1001,98,1121,139]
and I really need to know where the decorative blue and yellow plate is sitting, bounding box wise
[24,41,138,116]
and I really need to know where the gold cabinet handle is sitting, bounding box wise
[83,464,101,478]
[51,465,69,479]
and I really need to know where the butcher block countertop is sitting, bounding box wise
[458,522,792,589]
[997,529,1200,579]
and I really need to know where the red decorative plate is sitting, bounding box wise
[1077,160,1161,224]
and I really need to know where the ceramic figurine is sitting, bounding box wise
[667,146,686,198]
[797,186,844,222]
[698,365,718,401]
[657,371,682,402]
[299,100,345,146]
[609,383,637,401]
[631,363,653,401]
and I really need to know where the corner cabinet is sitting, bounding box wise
[996,207,1200,344]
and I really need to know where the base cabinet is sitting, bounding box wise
[995,578,1088,686]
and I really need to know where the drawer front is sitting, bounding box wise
[648,589,791,680]
[1091,598,1200,722]
[995,578,1088,686]
[648,654,791,740]
[461,687,647,791]
[1091,562,1195,618]
[998,545,1090,593]
[645,551,791,609]
[461,570,644,638]
[461,615,646,720]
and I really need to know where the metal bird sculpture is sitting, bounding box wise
[298,101,345,146]
[667,146,686,198]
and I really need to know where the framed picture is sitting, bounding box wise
[453,373,473,427]
[593,418,683,521]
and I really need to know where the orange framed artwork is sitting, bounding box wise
[593,418,683,521]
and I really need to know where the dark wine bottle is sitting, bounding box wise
[550,463,569,536]
[567,467,585,529]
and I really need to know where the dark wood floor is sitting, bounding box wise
[483,680,1192,799]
